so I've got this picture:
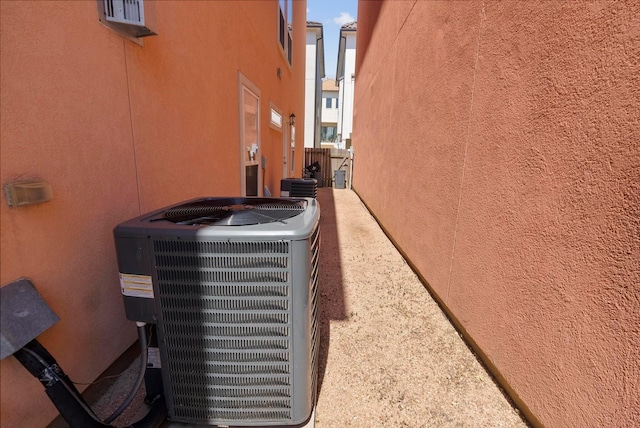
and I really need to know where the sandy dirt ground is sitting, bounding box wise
[83,188,527,428]
[311,188,526,428]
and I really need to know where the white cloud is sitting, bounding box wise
[333,12,354,26]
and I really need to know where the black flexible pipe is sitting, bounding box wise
[104,323,148,424]
[14,341,113,427]
[14,332,164,428]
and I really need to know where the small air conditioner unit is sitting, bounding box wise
[113,197,320,427]
[280,178,317,198]
[99,0,157,38]
[104,0,144,26]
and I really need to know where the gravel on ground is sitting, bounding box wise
[313,188,526,428]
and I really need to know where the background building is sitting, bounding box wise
[336,22,357,149]
[0,1,306,426]
[353,2,639,426]
[320,79,339,146]
[304,21,325,149]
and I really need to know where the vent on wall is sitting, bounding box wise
[98,0,157,39]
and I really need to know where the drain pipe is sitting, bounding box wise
[348,146,354,189]
[2,279,165,427]
[104,322,148,424]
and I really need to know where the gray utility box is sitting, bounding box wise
[334,170,346,189]
[113,197,320,427]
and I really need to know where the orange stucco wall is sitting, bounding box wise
[0,1,306,426]
[353,1,639,426]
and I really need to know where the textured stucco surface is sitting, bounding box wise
[0,2,306,426]
[353,1,639,426]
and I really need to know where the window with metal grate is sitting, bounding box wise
[105,0,142,25]
[97,0,157,41]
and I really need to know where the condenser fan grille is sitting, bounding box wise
[162,197,306,226]
[154,239,295,423]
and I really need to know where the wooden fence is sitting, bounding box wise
[304,148,351,188]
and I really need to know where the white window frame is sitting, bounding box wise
[270,104,283,130]
[278,0,293,65]
[238,73,262,197]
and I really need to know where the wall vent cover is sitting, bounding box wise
[104,0,144,26]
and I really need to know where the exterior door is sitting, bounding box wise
[282,124,289,178]
[290,124,296,176]
[239,75,261,196]
[282,119,296,178]
[282,123,296,178]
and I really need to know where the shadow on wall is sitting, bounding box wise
[354,0,383,74]
[315,189,347,395]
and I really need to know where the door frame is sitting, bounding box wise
[238,72,261,196]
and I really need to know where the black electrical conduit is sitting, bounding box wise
[13,324,164,428]
[104,323,148,424]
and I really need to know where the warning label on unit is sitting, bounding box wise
[119,273,154,299]
[147,347,161,368]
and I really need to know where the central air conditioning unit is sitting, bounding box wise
[113,197,320,427]
[280,178,317,198]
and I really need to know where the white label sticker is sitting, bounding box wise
[147,347,161,368]
[119,273,154,299]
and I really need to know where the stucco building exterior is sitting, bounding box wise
[0,1,306,426]
[304,21,325,149]
[353,1,639,427]
[320,79,339,145]
[336,22,357,149]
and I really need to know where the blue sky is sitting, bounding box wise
[306,0,358,80]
